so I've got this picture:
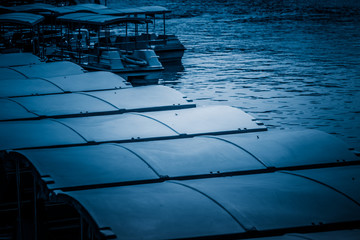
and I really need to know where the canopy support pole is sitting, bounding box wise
[163,13,166,36]
[16,159,22,240]
[33,175,38,240]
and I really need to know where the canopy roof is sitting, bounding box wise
[112,6,171,16]
[4,3,96,16]
[1,3,170,16]
[57,12,151,25]
[213,129,357,167]
[0,105,266,150]
[6,3,55,13]
[0,12,44,26]
[54,169,360,239]
[13,129,358,191]
[0,71,129,98]
[0,85,195,121]
[0,53,42,67]
[0,6,15,14]
[0,61,85,80]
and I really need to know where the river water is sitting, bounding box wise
[107,0,360,151]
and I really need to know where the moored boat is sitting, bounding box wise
[54,12,164,85]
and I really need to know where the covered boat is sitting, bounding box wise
[0,12,44,54]
[55,12,164,85]
[0,52,42,67]
[109,6,186,63]
[0,71,130,98]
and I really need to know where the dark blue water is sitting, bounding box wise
[108,0,360,151]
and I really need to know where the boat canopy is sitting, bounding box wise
[0,85,195,121]
[0,6,14,14]
[0,99,38,121]
[16,144,160,190]
[46,71,129,91]
[53,170,360,239]
[111,6,171,16]
[57,12,152,26]
[0,105,266,150]
[4,61,85,79]
[10,129,357,191]
[6,3,56,13]
[0,12,44,26]
[4,3,97,16]
[286,165,360,203]
[214,129,359,167]
[0,68,28,80]
[1,4,171,17]
[0,79,63,97]
[0,119,87,150]
[0,53,42,67]
[0,71,129,98]
[61,4,121,15]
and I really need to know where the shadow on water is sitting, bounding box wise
[159,63,185,85]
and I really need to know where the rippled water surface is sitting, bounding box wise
[109,0,360,151]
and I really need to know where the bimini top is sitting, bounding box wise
[0,71,129,98]
[0,61,86,80]
[0,53,42,67]
[0,12,44,26]
[11,129,359,191]
[57,12,151,26]
[53,169,360,239]
[0,85,195,121]
[0,105,266,150]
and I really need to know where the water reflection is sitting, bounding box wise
[109,0,360,151]
[158,63,185,85]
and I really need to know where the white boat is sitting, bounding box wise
[55,12,164,85]
[109,6,186,63]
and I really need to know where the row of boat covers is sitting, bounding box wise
[0,3,170,17]
[1,53,360,239]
